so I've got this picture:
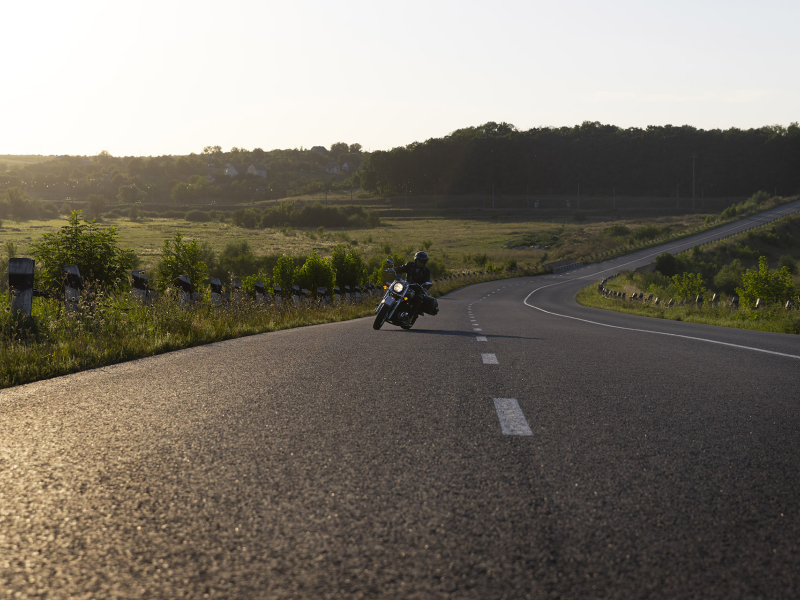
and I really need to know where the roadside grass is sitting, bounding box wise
[1,266,542,389]
[576,285,800,335]
[0,293,375,389]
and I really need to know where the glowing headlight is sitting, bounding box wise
[392,282,405,293]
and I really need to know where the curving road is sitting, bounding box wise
[2,202,800,598]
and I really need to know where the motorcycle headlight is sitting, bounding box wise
[392,282,405,293]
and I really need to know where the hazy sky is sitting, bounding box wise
[3,0,798,157]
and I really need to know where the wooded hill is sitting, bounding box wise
[0,143,363,208]
[359,121,800,199]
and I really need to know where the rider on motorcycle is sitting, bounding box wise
[391,251,432,325]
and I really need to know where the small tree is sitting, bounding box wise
[672,272,706,299]
[29,211,134,293]
[736,256,796,306]
[295,252,335,294]
[272,254,296,291]
[156,233,207,290]
[330,244,366,289]
[85,194,107,220]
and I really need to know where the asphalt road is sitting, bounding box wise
[2,204,800,599]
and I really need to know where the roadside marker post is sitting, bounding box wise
[8,258,34,318]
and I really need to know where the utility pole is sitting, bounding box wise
[613,187,615,210]
[577,183,580,211]
[492,184,495,210]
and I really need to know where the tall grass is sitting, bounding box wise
[1,290,374,389]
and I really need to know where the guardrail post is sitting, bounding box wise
[255,282,266,304]
[209,278,223,307]
[344,285,352,303]
[354,285,362,303]
[273,285,282,307]
[232,280,243,305]
[9,258,34,318]
[64,265,83,313]
[292,285,300,307]
[131,270,156,304]
[177,275,193,306]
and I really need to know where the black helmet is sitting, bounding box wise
[414,251,429,265]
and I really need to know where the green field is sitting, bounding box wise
[1,208,719,275]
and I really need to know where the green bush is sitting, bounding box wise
[736,256,796,306]
[654,252,679,277]
[721,205,738,219]
[295,252,335,293]
[330,244,366,289]
[185,210,212,222]
[749,190,771,205]
[778,255,797,274]
[29,211,134,293]
[605,224,630,237]
[672,272,706,299]
[713,259,744,295]
[233,208,260,229]
[156,233,207,290]
[272,254,296,291]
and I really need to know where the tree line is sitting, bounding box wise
[359,121,800,199]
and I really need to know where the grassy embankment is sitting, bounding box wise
[576,213,800,335]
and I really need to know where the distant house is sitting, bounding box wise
[248,164,267,179]
[224,163,247,177]
[325,161,340,174]
[341,162,359,172]
[310,146,327,155]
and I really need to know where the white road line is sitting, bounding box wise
[522,285,800,360]
[476,336,488,341]
[493,399,533,436]
[474,328,483,332]
[481,353,498,364]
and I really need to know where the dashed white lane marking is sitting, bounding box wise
[481,353,498,364]
[474,328,483,332]
[493,399,533,436]
[476,336,488,342]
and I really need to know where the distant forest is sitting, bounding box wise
[2,121,799,216]
[359,121,800,198]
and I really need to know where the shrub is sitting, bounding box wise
[736,256,796,306]
[654,252,679,277]
[156,233,207,290]
[330,244,366,289]
[632,224,661,241]
[29,211,134,293]
[233,208,260,229]
[473,253,489,267]
[272,254,296,291]
[605,224,630,237]
[185,210,212,222]
[85,194,107,220]
[129,206,140,221]
[672,272,706,299]
[713,259,744,295]
[778,255,797,274]
[216,240,261,279]
[295,252,335,293]
[721,205,738,219]
[749,190,771,205]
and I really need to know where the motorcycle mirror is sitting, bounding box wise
[386,258,394,265]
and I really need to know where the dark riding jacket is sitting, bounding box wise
[396,262,431,287]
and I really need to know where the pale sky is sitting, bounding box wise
[2,0,798,157]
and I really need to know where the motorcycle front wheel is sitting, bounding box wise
[373,303,391,330]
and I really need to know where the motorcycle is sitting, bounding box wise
[373,259,438,330]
